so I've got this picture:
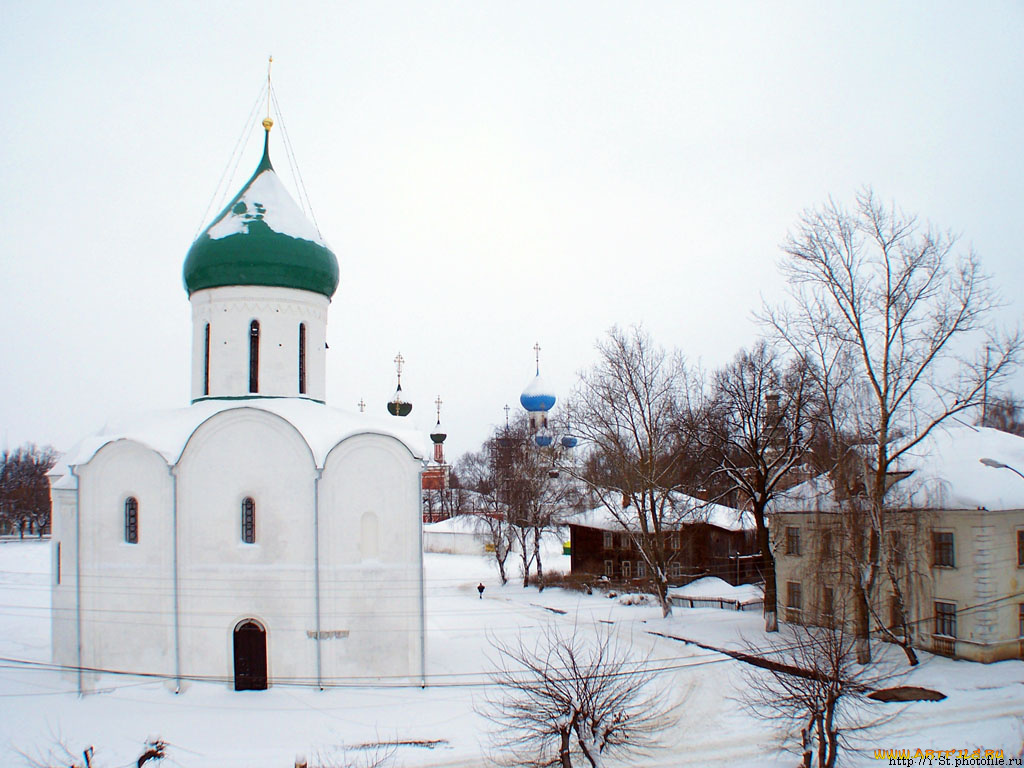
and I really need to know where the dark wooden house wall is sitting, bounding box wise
[569,523,759,586]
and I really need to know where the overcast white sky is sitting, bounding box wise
[2,1,1022,462]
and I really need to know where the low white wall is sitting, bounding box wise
[423,530,488,555]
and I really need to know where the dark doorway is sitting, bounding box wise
[233,620,267,691]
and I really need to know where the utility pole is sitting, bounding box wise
[982,345,991,427]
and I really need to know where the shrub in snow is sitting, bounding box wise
[617,593,655,606]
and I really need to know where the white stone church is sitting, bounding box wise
[49,120,427,693]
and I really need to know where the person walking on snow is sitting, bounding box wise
[477,583,485,599]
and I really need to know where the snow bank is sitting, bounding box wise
[669,576,763,603]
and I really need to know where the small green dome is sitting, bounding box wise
[183,130,339,298]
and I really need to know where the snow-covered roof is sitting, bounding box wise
[423,515,487,534]
[567,491,754,532]
[49,399,427,489]
[771,424,1024,513]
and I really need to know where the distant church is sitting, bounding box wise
[49,117,427,693]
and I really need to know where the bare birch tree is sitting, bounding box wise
[763,188,1020,663]
[568,326,690,617]
[480,624,674,768]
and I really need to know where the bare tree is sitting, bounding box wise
[456,447,515,584]
[504,423,560,591]
[476,511,515,586]
[480,623,674,768]
[763,188,1020,662]
[695,341,817,632]
[740,617,899,768]
[21,738,166,768]
[458,419,566,589]
[568,326,690,617]
[0,444,58,537]
[979,392,1024,436]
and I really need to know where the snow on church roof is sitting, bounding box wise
[182,128,339,298]
[770,424,1024,513]
[206,169,327,245]
[520,373,556,413]
[49,399,427,489]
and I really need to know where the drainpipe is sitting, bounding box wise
[314,468,323,690]
[169,464,181,693]
[69,465,82,697]
[418,465,426,688]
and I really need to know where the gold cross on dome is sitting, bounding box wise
[533,342,542,374]
[267,55,273,119]
[358,399,366,413]
[435,396,443,421]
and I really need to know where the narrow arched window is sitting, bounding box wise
[248,320,260,393]
[203,322,211,396]
[241,497,256,544]
[298,323,306,395]
[125,497,139,544]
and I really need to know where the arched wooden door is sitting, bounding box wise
[233,620,267,691]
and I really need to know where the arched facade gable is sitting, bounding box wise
[317,432,424,683]
[76,439,173,551]
[174,408,318,564]
[320,433,422,568]
[175,406,317,469]
[69,437,177,685]
[173,406,319,689]
[77,437,171,477]
[323,430,423,465]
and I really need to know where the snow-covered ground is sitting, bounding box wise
[1,538,1022,767]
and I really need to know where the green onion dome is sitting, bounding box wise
[183,125,339,298]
